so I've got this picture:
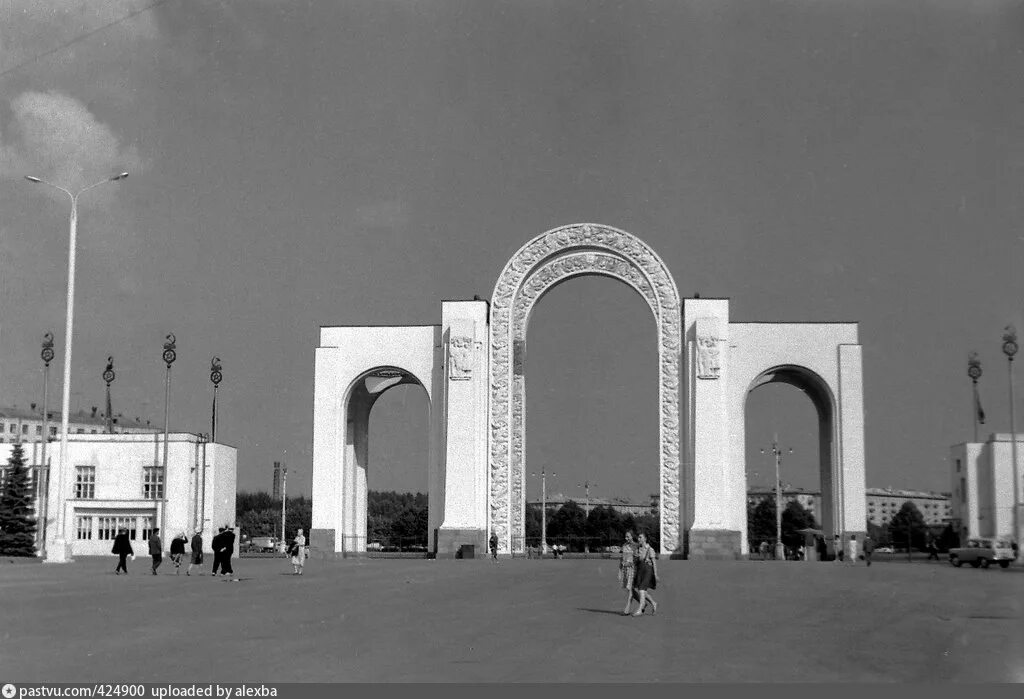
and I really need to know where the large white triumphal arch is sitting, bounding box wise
[311,223,866,559]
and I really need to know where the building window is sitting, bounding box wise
[75,466,95,499]
[76,429,84,434]
[956,459,961,473]
[21,424,28,434]
[90,430,97,434]
[141,516,154,541]
[35,426,42,435]
[76,516,93,540]
[49,427,57,437]
[960,478,966,504]
[8,424,15,433]
[143,467,164,500]
[97,516,117,540]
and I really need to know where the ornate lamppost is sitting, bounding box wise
[103,357,115,434]
[210,357,222,443]
[161,333,177,538]
[1002,326,1022,551]
[25,171,129,563]
[38,332,55,554]
[968,352,983,443]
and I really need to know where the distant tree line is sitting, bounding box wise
[236,491,311,542]
[746,499,818,551]
[367,491,428,548]
[524,501,661,552]
[236,490,430,548]
[866,501,958,551]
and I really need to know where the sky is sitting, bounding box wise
[1,1,1023,505]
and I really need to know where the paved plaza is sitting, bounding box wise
[1,555,1021,683]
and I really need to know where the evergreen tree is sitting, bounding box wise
[0,443,37,556]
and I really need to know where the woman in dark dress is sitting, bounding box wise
[632,532,658,616]
[112,528,134,575]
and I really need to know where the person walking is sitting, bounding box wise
[863,535,875,566]
[187,530,204,576]
[290,528,306,575]
[219,526,236,576]
[170,533,188,575]
[632,532,658,616]
[758,540,769,560]
[149,528,163,575]
[926,538,940,561]
[210,527,225,576]
[619,531,638,615]
[489,532,499,561]
[847,534,859,565]
[112,527,134,575]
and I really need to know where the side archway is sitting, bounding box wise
[339,367,433,554]
[489,223,683,555]
[745,365,841,549]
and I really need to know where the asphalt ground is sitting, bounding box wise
[1,554,1021,683]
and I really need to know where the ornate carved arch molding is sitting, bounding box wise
[489,224,682,554]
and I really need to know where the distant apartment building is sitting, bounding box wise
[529,486,953,529]
[526,493,660,518]
[864,487,952,526]
[949,434,1021,540]
[0,403,161,445]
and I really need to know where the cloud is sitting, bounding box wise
[0,90,145,200]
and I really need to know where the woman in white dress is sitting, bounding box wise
[290,528,306,575]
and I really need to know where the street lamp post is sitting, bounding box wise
[38,332,55,555]
[577,479,597,553]
[210,357,223,443]
[1002,326,1022,553]
[968,352,983,443]
[531,467,554,555]
[761,438,792,561]
[25,172,128,563]
[162,333,177,541]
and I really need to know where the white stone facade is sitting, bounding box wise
[1,434,236,557]
[950,434,1022,541]
[311,223,867,559]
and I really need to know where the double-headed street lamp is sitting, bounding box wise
[25,172,128,563]
[761,438,792,561]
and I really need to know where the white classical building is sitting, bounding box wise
[312,223,866,559]
[950,434,1023,542]
[1,433,236,557]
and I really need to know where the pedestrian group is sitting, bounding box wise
[619,531,658,616]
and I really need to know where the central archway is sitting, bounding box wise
[489,223,682,555]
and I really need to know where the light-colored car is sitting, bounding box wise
[874,546,894,554]
[948,538,1016,569]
